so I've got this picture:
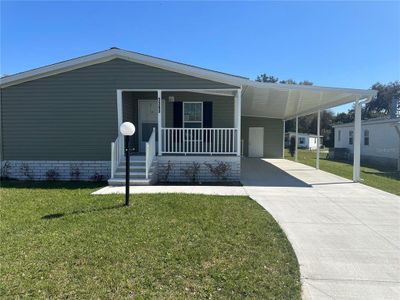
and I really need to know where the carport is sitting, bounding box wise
[240,82,377,181]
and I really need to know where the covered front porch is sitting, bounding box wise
[110,88,241,181]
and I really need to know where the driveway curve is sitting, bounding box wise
[242,158,400,300]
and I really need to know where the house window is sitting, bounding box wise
[183,102,202,128]
[338,130,341,142]
[299,137,306,144]
[364,130,369,146]
[349,131,353,145]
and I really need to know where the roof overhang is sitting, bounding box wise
[1,48,377,120]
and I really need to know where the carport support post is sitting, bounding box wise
[295,116,299,162]
[282,120,285,158]
[353,99,362,182]
[234,89,242,156]
[316,110,321,169]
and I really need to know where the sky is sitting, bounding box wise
[1,1,399,113]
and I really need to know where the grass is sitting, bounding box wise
[0,181,301,299]
[285,149,400,196]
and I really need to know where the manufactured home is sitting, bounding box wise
[285,132,323,150]
[332,117,400,170]
[0,48,376,184]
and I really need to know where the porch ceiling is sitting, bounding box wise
[241,82,377,120]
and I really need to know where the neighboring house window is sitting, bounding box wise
[183,102,202,128]
[364,130,369,146]
[349,131,353,145]
[338,130,341,142]
[299,137,305,144]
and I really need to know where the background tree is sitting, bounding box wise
[256,73,313,85]
[365,81,400,117]
[256,74,279,83]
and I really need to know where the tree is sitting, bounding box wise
[255,73,313,85]
[299,80,313,86]
[365,81,400,117]
[279,79,297,85]
[256,74,279,83]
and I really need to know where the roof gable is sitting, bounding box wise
[0,48,246,88]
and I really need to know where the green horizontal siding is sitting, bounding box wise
[241,116,283,158]
[163,92,234,128]
[1,59,237,161]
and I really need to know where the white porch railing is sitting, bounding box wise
[145,128,156,179]
[161,128,237,155]
[111,135,122,179]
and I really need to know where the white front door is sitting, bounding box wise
[248,127,264,157]
[138,100,158,152]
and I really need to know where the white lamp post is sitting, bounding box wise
[119,122,135,206]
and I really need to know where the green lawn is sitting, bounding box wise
[285,149,400,196]
[0,181,301,299]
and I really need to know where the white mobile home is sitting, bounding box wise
[333,117,400,170]
[285,132,322,150]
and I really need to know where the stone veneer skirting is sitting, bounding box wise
[1,160,111,181]
[156,156,240,183]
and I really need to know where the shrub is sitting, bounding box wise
[70,165,81,180]
[91,172,105,182]
[20,163,33,180]
[204,160,231,181]
[289,136,296,157]
[159,160,173,182]
[46,169,59,181]
[182,162,201,183]
[1,161,12,179]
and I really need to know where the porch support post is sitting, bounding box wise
[282,120,285,158]
[295,116,299,162]
[353,99,362,182]
[316,110,321,169]
[117,89,123,158]
[234,88,242,156]
[157,90,162,156]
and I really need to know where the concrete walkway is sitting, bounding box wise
[242,158,400,300]
[93,185,246,196]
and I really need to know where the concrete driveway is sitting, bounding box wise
[241,158,400,300]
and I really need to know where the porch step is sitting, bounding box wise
[109,155,155,186]
[114,172,148,178]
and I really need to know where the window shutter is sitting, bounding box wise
[173,102,183,128]
[203,102,213,128]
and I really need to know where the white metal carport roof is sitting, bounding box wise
[240,81,377,120]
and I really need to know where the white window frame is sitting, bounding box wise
[349,130,354,145]
[364,129,369,146]
[183,102,203,128]
[338,130,341,142]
